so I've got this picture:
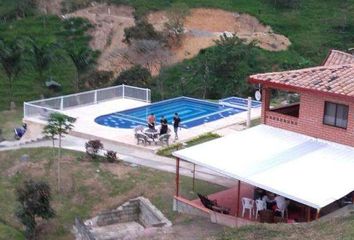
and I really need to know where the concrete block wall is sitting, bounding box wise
[96,200,139,226]
[262,88,354,147]
[173,197,210,218]
[139,197,172,228]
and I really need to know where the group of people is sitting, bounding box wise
[256,189,287,215]
[147,113,181,140]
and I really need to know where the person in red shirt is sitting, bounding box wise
[147,113,156,130]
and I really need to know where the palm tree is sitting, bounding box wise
[66,45,96,91]
[28,38,60,83]
[0,38,24,108]
[44,113,75,192]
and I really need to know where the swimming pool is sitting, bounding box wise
[95,97,246,129]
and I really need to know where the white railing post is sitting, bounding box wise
[246,97,252,128]
[23,102,27,118]
[94,90,98,104]
[60,96,64,110]
[122,84,125,99]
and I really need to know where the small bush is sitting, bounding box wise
[104,150,118,163]
[123,20,162,44]
[85,140,104,159]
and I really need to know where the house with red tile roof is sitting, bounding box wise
[172,50,354,226]
[249,50,354,147]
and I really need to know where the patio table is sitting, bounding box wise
[144,128,159,143]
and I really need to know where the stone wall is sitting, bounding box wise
[139,197,171,227]
[78,196,171,239]
[96,199,139,226]
[173,197,209,218]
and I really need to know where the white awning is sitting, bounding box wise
[173,125,354,209]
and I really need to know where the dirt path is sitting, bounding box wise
[64,5,291,76]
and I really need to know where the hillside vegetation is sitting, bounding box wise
[0,0,353,107]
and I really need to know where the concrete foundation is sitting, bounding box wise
[74,197,171,240]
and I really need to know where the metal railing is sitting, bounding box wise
[24,85,151,119]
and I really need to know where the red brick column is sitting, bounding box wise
[261,87,271,124]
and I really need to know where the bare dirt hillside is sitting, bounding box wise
[148,8,291,62]
[64,5,291,76]
[65,4,136,75]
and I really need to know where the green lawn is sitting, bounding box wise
[0,109,23,140]
[0,147,225,239]
[157,132,221,158]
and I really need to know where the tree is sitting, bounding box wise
[16,180,55,240]
[114,65,151,87]
[28,38,60,83]
[66,45,96,91]
[164,3,189,47]
[0,38,24,108]
[45,113,75,192]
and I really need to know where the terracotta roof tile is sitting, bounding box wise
[249,64,354,98]
[322,50,354,66]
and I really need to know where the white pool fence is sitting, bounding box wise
[24,85,151,119]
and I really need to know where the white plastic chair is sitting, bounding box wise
[255,199,267,219]
[241,197,254,218]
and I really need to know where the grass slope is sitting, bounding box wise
[0,147,225,239]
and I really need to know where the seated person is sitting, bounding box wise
[261,191,274,210]
[14,123,27,139]
[159,115,168,135]
[272,195,286,214]
[147,113,156,130]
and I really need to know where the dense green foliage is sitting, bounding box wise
[16,180,55,239]
[114,64,151,87]
[0,15,95,109]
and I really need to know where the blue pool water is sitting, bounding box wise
[95,97,246,129]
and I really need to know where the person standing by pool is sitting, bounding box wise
[159,115,168,135]
[147,113,156,130]
[173,112,181,140]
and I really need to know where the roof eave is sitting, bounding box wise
[248,76,354,102]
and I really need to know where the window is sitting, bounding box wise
[323,102,349,129]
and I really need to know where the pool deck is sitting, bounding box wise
[24,98,261,151]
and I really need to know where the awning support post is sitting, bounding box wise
[175,158,180,197]
[192,164,196,192]
[315,209,321,220]
[306,207,311,222]
[236,180,241,217]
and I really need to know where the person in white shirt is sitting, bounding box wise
[274,195,286,209]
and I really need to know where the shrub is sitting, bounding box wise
[123,20,162,44]
[104,150,118,163]
[16,180,55,239]
[114,65,151,87]
[85,140,104,159]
